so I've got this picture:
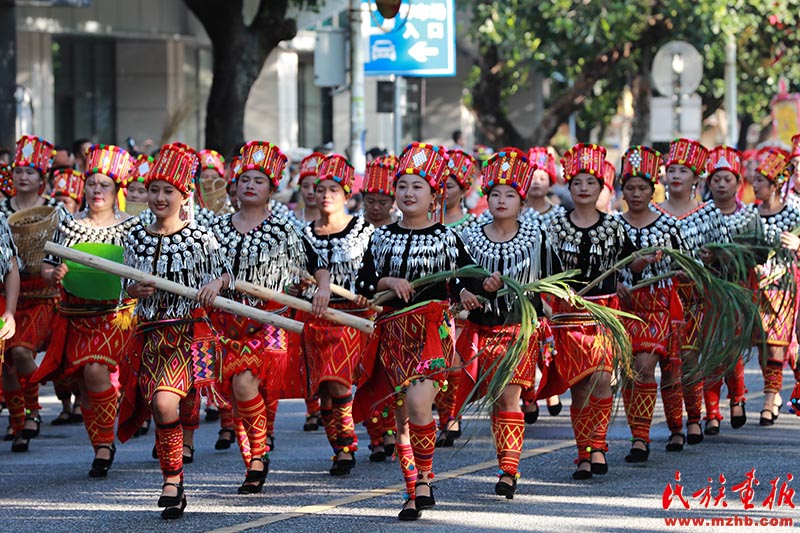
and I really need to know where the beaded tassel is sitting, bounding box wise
[622,381,657,442]
[396,443,417,499]
[238,394,268,458]
[155,419,183,478]
[332,393,358,453]
[179,389,201,431]
[494,411,524,476]
[4,387,25,434]
[408,420,436,474]
[87,386,117,446]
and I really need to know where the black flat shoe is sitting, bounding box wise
[494,474,517,499]
[666,432,685,452]
[415,481,436,510]
[152,445,159,459]
[134,419,150,438]
[51,411,72,426]
[160,495,186,520]
[759,409,775,426]
[11,436,29,452]
[182,444,194,464]
[215,428,235,450]
[267,435,275,452]
[368,444,386,462]
[21,415,41,439]
[547,399,563,416]
[590,449,608,475]
[704,419,720,436]
[384,442,395,457]
[523,404,539,425]
[572,459,592,480]
[89,444,116,478]
[624,439,650,463]
[157,482,184,508]
[238,457,269,494]
[686,422,704,445]
[303,413,321,432]
[730,401,746,429]
[4,425,14,441]
[398,500,421,521]
[329,455,356,476]
[205,406,219,422]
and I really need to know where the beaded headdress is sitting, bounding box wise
[198,149,225,177]
[299,152,326,181]
[396,142,450,190]
[755,148,790,186]
[14,135,55,176]
[145,142,198,195]
[316,154,355,194]
[129,154,154,184]
[446,149,479,189]
[0,165,14,197]
[237,141,288,189]
[362,156,398,197]
[527,147,557,184]
[621,145,662,185]
[84,144,134,185]
[665,138,708,174]
[481,147,534,200]
[706,146,743,178]
[561,143,607,182]
[52,168,84,203]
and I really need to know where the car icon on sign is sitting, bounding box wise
[372,40,397,61]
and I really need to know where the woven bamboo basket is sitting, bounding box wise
[124,201,149,216]
[199,178,230,214]
[8,205,60,274]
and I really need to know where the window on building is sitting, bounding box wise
[298,56,333,149]
[53,37,116,146]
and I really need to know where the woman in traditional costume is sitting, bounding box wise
[120,142,232,519]
[37,144,138,477]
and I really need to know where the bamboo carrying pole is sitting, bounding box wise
[235,280,374,334]
[290,267,383,313]
[45,242,305,334]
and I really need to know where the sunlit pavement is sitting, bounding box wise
[0,354,798,532]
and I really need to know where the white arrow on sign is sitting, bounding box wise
[408,41,439,63]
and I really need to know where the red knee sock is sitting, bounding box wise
[305,396,321,416]
[237,394,267,458]
[725,358,747,404]
[155,419,183,478]
[220,404,235,429]
[87,386,117,446]
[408,420,436,474]
[683,378,703,424]
[20,372,41,411]
[588,395,612,450]
[320,408,338,450]
[3,387,25,434]
[82,404,98,444]
[435,372,459,428]
[703,371,723,421]
[332,393,358,453]
[179,389,200,431]
[570,402,591,460]
[762,362,783,394]
[365,417,384,447]
[396,442,417,499]
[623,381,657,442]
[234,416,252,469]
[494,411,524,477]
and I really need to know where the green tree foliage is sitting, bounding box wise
[464,0,800,148]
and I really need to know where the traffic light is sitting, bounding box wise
[375,0,401,18]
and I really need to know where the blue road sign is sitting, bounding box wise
[364,0,456,77]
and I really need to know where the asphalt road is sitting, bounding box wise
[1,356,798,533]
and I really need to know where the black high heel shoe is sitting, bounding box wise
[415,480,436,510]
[215,428,235,450]
[523,402,539,425]
[89,444,116,478]
[21,415,41,439]
[11,435,30,452]
[730,400,746,429]
[368,443,386,462]
[547,399,563,416]
[624,438,650,463]
[572,459,592,480]
[4,425,14,441]
[590,449,608,475]
[686,422,704,445]
[238,456,269,494]
[494,473,517,499]
[303,412,321,431]
[160,495,186,520]
[158,482,184,508]
[398,499,421,521]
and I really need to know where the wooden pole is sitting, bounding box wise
[290,267,383,313]
[45,242,304,334]
[235,280,374,334]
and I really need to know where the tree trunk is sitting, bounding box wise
[629,51,652,146]
[184,0,296,157]
[0,5,16,149]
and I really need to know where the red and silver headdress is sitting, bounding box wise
[561,143,607,182]
[237,141,288,189]
[621,145,662,185]
[665,138,708,174]
[481,147,534,200]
